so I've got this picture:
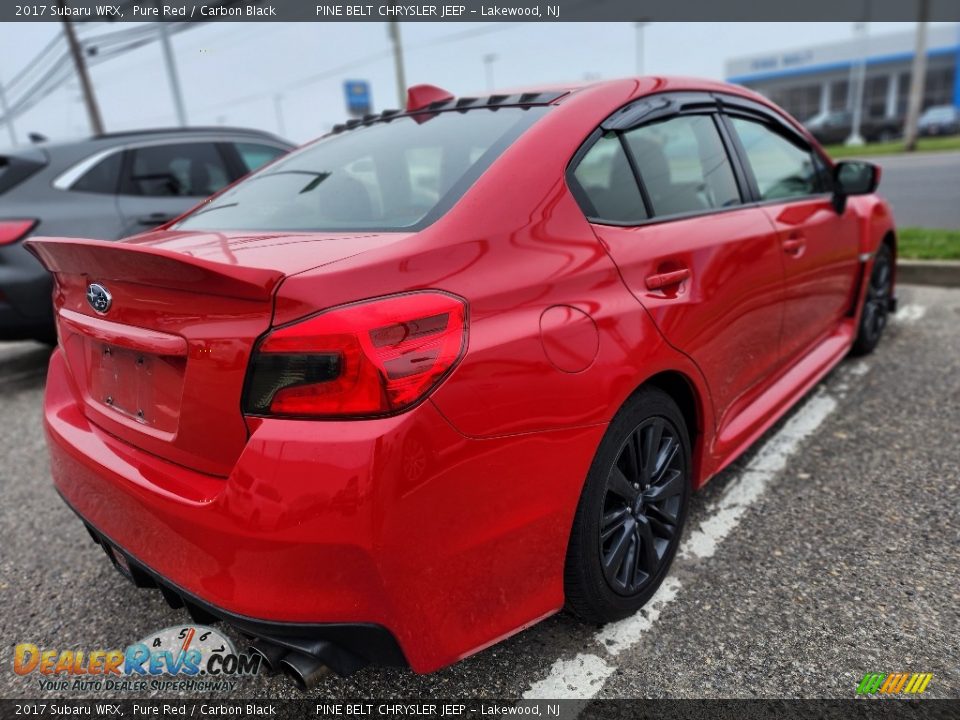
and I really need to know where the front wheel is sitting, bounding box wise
[564,387,690,624]
[851,244,893,356]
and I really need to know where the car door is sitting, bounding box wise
[115,141,235,236]
[723,111,860,364]
[569,103,787,431]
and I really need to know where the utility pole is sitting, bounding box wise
[634,20,651,76]
[845,20,869,146]
[387,19,407,108]
[0,76,17,146]
[59,1,104,135]
[902,0,930,152]
[157,16,188,127]
[483,53,498,92]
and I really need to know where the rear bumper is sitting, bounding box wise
[65,494,407,674]
[43,348,605,672]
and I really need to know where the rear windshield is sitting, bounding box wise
[176,107,548,233]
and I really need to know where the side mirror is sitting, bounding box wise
[832,161,880,214]
[834,161,880,195]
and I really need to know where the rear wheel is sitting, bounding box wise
[851,244,893,356]
[564,387,690,624]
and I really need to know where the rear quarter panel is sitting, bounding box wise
[273,80,716,446]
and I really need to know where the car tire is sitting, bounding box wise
[851,244,893,356]
[564,387,691,624]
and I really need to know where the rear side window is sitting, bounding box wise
[71,152,121,194]
[729,117,821,200]
[235,142,287,172]
[126,142,230,198]
[176,107,547,232]
[0,151,47,195]
[623,115,741,216]
[571,134,647,223]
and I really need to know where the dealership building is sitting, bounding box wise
[725,24,960,124]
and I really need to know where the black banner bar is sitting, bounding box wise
[1,699,958,720]
[3,0,960,23]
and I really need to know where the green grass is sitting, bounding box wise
[898,228,960,260]
[825,135,960,159]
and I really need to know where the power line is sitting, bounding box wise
[0,23,196,127]
[0,20,525,131]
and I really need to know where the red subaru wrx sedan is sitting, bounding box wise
[28,77,896,688]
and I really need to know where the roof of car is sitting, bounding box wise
[92,126,290,142]
[327,77,777,136]
[5,127,292,157]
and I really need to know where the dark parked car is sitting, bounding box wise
[918,105,960,137]
[803,110,901,145]
[0,127,292,341]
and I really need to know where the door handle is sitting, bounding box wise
[645,268,691,290]
[137,214,175,226]
[782,236,806,255]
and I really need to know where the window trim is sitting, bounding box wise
[567,100,748,227]
[65,150,123,196]
[561,128,652,224]
[623,111,747,221]
[720,111,833,205]
[566,90,839,230]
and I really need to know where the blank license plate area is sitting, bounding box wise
[88,341,184,432]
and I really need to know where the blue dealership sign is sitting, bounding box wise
[344,80,372,117]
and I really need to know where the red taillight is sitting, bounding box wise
[243,291,468,418]
[0,219,37,246]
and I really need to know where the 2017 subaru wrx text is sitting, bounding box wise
[28,77,896,688]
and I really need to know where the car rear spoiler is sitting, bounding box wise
[25,237,284,302]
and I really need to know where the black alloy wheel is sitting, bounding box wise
[852,244,893,355]
[600,417,684,595]
[565,387,690,624]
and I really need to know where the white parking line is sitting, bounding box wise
[522,367,866,701]
[594,576,682,656]
[523,653,615,700]
[680,392,838,560]
[895,304,927,324]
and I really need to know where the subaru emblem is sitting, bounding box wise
[86,283,112,314]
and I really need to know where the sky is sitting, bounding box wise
[0,21,951,145]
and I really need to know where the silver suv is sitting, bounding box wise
[0,127,292,341]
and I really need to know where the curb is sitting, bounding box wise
[897,259,960,288]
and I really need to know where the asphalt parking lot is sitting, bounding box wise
[0,284,957,701]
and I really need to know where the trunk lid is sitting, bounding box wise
[27,229,411,476]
